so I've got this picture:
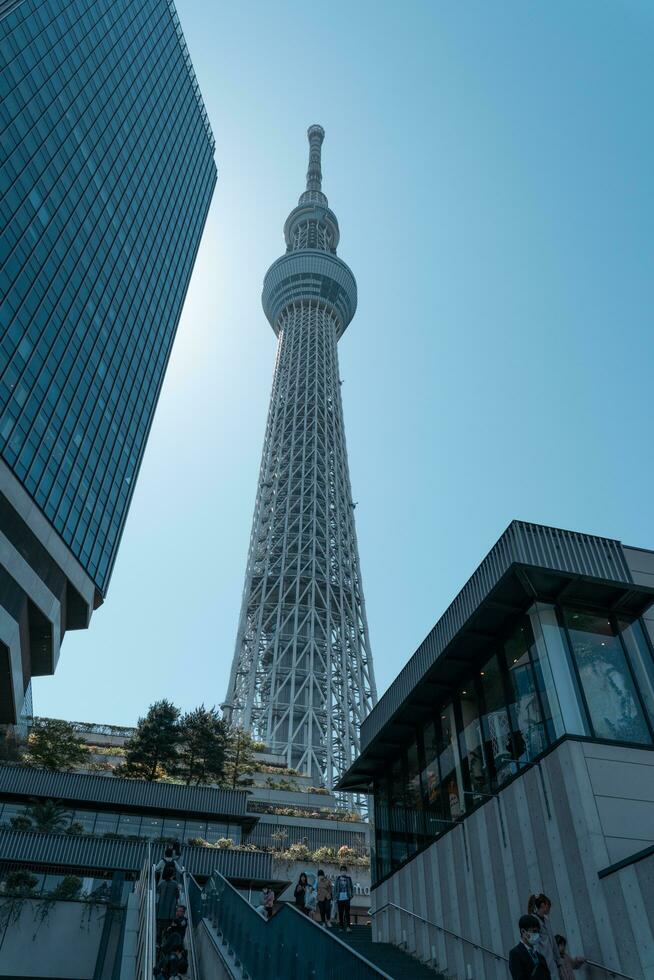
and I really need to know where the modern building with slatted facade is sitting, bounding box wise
[0,0,216,727]
[338,521,654,980]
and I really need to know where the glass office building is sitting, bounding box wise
[0,0,216,722]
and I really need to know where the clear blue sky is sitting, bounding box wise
[34,0,654,726]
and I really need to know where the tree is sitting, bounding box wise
[178,706,229,785]
[26,799,71,833]
[121,700,180,781]
[25,719,89,771]
[223,727,257,789]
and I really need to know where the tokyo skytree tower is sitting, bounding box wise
[223,126,377,786]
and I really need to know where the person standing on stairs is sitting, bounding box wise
[509,914,551,980]
[316,870,333,927]
[528,893,561,979]
[334,864,354,932]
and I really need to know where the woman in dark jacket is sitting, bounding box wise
[294,872,309,914]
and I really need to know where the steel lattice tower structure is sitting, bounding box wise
[223,126,377,786]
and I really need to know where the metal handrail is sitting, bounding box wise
[182,871,200,980]
[203,870,390,978]
[370,901,508,963]
[583,959,637,980]
[285,902,395,979]
[369,903,637,979]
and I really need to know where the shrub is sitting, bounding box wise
[337,845,357,863]
[65,822,85,835]
[286,842,310,861]
[216,838,234,849]
[312,846,336,863]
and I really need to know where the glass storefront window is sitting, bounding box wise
[139,816,163,839]
[0,803,26,825]
[389,757,408,869]
[504,621,550,763]
[162,818,185,841]
[529,604,587,737]
[184,821,207,842]
[420,719,448,834]
[71,809,97,833]
[117,813,141,837]
[373,775,391,880]
[618,619,654,727]
[94,812,119,836]
[564,610,652,745]
[458,684,490,805]
[439,703,464,819]
[405,739,423,853]
[479,654,516,787]
[206,822,228,844]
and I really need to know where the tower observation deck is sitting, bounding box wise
[223,126,377,786]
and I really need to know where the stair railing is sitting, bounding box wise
[369,902,637,980]
[371,900,507,978]
[201,871,393,980]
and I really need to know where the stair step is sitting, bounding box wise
[336,929,446,980]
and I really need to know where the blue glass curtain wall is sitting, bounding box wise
[372,606,654,882]
[0,0,216,592]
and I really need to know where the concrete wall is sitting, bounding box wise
[372,739,654,980]
[0,897,105,977]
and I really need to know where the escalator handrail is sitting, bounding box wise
[182,870,200,980]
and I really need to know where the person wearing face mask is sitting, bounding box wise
[509,914,551,980]
[527,893,561,978]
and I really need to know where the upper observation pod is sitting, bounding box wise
[262,126,357,339]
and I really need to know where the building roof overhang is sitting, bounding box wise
[337,521,654,793]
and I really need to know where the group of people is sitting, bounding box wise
[293,864,355,931]
[154,843,190,979]
[509,893,585,980]
[256,863,356,932]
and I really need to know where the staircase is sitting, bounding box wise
[338,925,446,979]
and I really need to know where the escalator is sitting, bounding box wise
[130,846,200,980]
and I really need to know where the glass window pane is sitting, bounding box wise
[405,739,423,854]
[162,818,185,841]
[564,610,651,744]
[373,776,391,881]
[420,720,447,834]
[184,821,206,843]
[439,703,464,819]
[71,809,96,833]
[504,621,549,762]
[458,685,491,804]
[139,816,163,839]
[117,813,141,837]
[618,619,654,728]
[479,654,517,786]
[389,757,408,869]
[94,812,119,836]
[205,823,227,844]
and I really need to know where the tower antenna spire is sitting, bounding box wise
[306,124,325,192]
